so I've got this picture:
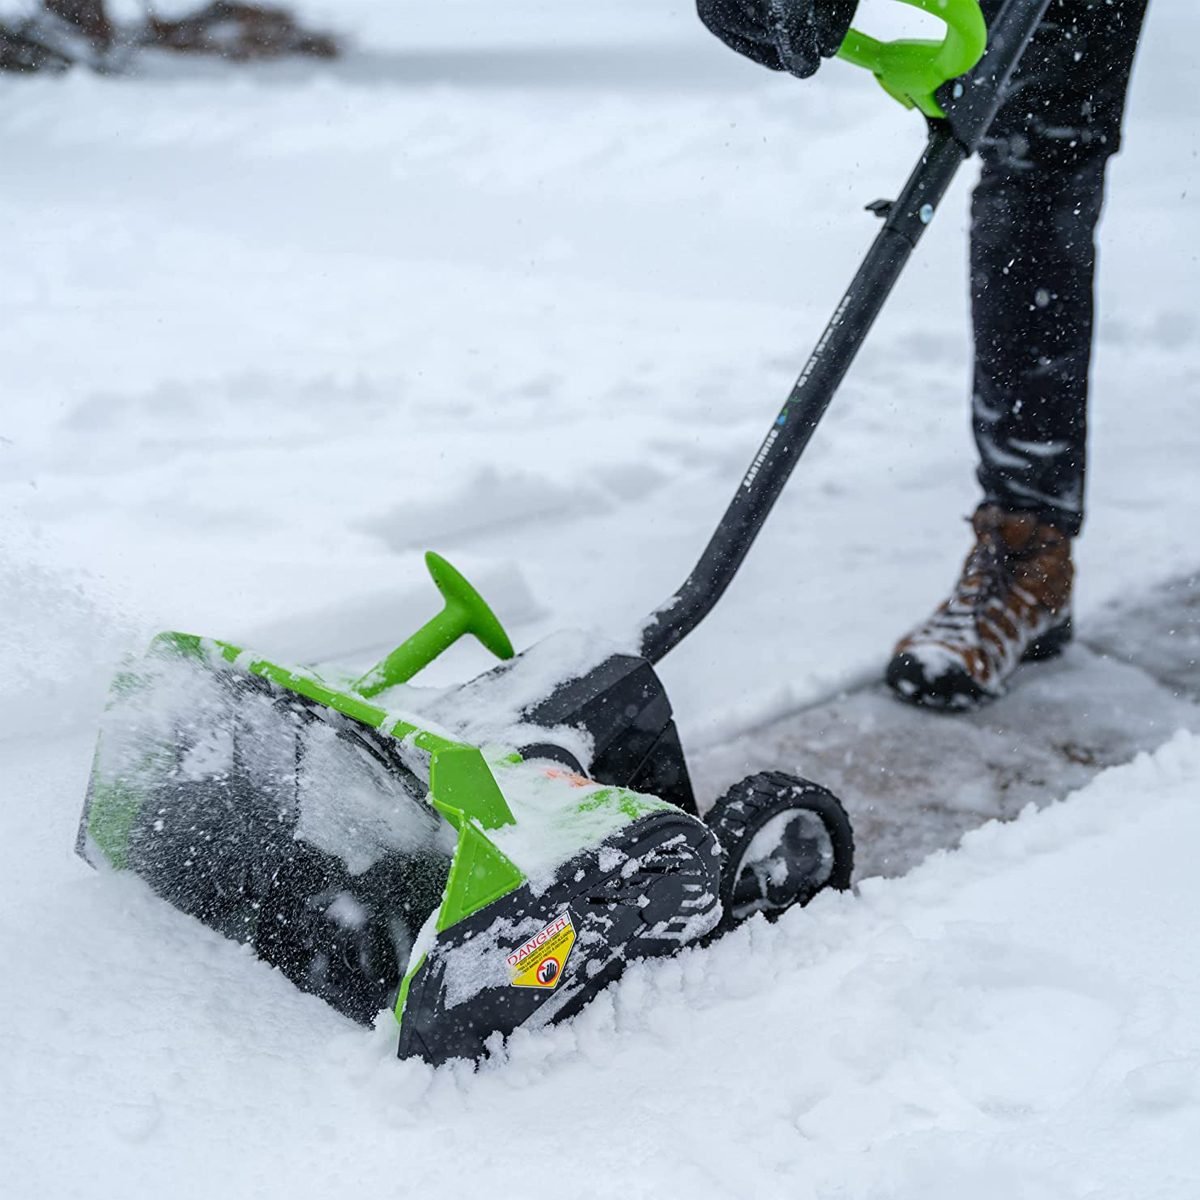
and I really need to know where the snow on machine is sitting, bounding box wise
[79,0,1054,1065]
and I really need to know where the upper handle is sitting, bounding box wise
[836,0,988,118]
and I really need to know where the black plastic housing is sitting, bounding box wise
[397,807,720,1065]
[526,653,697,815]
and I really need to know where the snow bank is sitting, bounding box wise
[4,730,1198,1198]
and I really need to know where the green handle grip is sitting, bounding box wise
[837,0,987,118]
[354,551,515,697]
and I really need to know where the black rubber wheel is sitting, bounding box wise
[705,771,854,931]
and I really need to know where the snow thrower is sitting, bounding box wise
[79,0,1052,1066]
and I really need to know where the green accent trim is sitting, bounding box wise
[354,552,515,697]
[154,630,206,659]
[576,785,670,823]
[248,658,466,760]
[174,636,459,757]
[428,745,523,932]
[837,0,987,118]
[430,745,516,831]
[86,741,178,869]
[86,774,139,869]
[394,952,426,1024]
[432,815,524,933]
[250,657,390,728]
[152,631,479,760]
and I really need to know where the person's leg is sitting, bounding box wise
[972,0,1148,536]
[887,0,1149,709]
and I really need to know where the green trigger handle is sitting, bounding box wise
[837,0,988,119]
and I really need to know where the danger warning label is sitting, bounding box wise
[507,912,576,990]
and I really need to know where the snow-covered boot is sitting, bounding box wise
[886,505,1074,710]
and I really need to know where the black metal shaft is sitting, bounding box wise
[639,0,1052,666]
[940,0,1056,155]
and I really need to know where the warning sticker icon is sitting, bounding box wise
[507,912,576,989]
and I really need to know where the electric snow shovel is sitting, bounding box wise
[79,0,1052,1066]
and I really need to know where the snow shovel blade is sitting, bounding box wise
[79,632,721,1059]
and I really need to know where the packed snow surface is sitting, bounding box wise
[2,0,1198,1196]
[5,730,1200,1198]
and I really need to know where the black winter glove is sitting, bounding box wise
[697,0,858,79]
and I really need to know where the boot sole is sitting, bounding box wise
[1022,616,1073,662]
[886,616,1073,713]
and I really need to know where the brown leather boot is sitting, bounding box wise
[886,505,1074,710]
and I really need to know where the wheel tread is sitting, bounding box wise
[705,771,854,932]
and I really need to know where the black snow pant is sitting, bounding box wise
[972,0,1148,537]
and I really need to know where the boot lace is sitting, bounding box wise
[924,519,1009,641]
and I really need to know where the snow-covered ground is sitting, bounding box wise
[2,2,1198,1195]
[6,727,1200,1198]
